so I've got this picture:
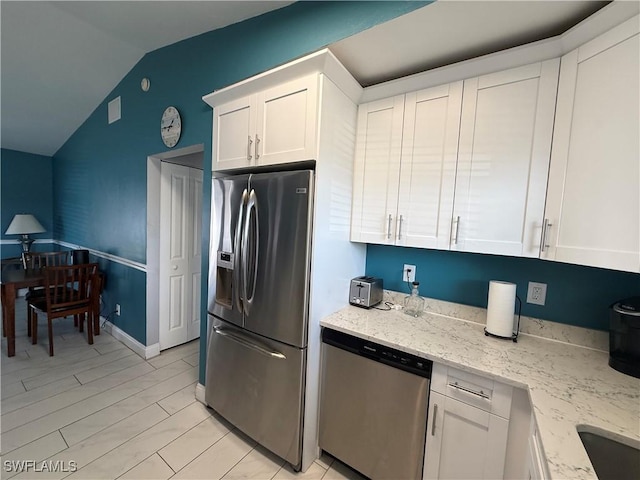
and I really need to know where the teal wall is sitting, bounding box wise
[49,1,428,379]
[366,245,640,331]
[1,148,54,258]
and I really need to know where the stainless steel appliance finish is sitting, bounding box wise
[319,328,432,480]
[206,169,314,469]
[349,275,383,308]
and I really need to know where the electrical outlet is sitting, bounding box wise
[115,304,121,316]
[527,282,547,306]
[403,264,416,283]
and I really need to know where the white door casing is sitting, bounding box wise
[159,162,203,350]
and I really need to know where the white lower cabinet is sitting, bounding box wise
[525,418,550,480]
[424,364,513,480]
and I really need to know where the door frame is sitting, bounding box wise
[147,144,204,352]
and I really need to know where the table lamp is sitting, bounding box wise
[5,214,46,253]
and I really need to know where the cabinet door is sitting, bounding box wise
[453,60,559,257]
[350,96,405,244]
[424,392,509,480]
[256,75,319,166]
[213,94,257,171]
[542,19,639,272]
[397,82,462,249]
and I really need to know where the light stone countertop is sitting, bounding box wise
[320,294,640,480]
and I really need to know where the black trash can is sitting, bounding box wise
[71,249,90,265]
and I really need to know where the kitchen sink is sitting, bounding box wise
[577,428,640,480]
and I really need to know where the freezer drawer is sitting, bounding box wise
[319,340,430,480]
[205,316,306,468]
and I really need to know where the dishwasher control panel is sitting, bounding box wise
[322,328,432,378]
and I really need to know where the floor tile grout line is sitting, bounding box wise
[68,403,208,478]
[5,348,138,387]
[5,362,197,450]
[158,450,177,475]
[170,426,238,477]
[1,361,182,441]
[36,405,173,477]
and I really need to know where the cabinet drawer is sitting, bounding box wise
[431,363,513,419]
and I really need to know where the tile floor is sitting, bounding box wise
[1,300,364,480]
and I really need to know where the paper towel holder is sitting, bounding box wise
[484,295,522,342]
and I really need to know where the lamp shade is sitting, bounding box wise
[5,214,46,235]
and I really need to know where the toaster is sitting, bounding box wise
[349,276,383,308]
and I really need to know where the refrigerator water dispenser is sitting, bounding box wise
[215,251,234,309]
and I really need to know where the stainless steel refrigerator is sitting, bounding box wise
[205,169,314,470]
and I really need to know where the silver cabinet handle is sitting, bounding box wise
[247,136,253,161]
[214,326,285,359]
[431,404,438,436]
[452,216,460,244]
[398,215,403,240]
[255,134,261,160]
[541,218,552,253]
[387,214,393,240]
[448,381,490,400]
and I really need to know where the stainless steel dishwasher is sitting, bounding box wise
[319,328,432,480]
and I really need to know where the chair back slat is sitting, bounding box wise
[43,263,98,315]
[22,251,69,270]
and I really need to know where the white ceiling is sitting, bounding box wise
[0,1,293,157]
[0,0,622,157]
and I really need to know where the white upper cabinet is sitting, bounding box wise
[351,60,558,257]
[397,83,462,249]
[541,17,640,273]
[257,76,319,167]
[452,60,559,257]
[350,82,463,248]
[214,94,257,170]
[351,95,405,244]
[211,75,320,171]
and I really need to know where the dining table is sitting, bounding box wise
[1,267,45,357]
[1,267,105,357]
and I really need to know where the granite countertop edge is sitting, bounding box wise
[320,303,640,480]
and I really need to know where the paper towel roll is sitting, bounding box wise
[486,281,516,338]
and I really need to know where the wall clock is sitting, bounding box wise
[161,106,181,148]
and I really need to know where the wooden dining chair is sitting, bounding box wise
[28,263,99,356]
[21,251,70,337]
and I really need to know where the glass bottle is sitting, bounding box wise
[404,281,425,317]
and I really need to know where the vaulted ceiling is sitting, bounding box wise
[2,1,626,157]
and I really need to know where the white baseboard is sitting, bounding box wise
[102,318,160,359]
[195,383,207,405]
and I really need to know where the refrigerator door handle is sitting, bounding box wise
[235,189,248,314]
[213,325,286,359]
[242,189,259,315]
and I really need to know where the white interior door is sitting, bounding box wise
[160,162,203,350]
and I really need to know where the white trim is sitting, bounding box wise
[1,238,55,245]
[1,239,147,272]
[102,318,160,359]
[195,383,206,405]
[54,240,146,272]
